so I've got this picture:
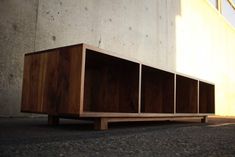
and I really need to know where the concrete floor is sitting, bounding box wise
[0,116,235,157]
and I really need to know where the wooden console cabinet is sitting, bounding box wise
[21,43,215,130]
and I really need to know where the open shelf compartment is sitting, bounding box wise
[199,81,215,113]
[141,65,174,113]
[21,43,215,130]
[83,49,140,113]
[176,75,198,113]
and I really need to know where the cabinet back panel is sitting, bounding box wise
[141,65,174,113]
[84,50,139,113]
[199,82,215,113]
[176,75,198,113]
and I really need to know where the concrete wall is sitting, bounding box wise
[35,0,180,70]
[0,0,38,116]
[0,0,235,116]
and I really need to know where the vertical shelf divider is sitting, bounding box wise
[79,45,86,115]
[174,74,176,114]
[197,80,200,114]
[138,64,142,114]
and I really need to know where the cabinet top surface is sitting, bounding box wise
[24,43,215,85]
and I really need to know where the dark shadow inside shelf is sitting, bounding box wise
[84,50,139,113]
[199,81,215,113]
[176,75,198,113]
[141,65,174,113]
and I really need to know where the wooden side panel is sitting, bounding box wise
[21,53,48,113]
[56,46,83,115]
[176,75,198,113]
[42,51,59,114]
[84,50,139,113]
[21,45,83,115]
[141,65,174,113]
[199,82,215,113]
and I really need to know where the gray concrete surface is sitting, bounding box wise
[0,117,235,157]
[35,0,179,71]
[0,0,38,116]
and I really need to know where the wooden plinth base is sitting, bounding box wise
[48,115,59,125]
[93,116,209,130]
[46,115,209,130]
[201,116,208,123]
[94,118,108,130]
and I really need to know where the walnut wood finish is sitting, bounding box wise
[199,81,215,113]
[176,75,198,113]
[21,45,83,115]
[141,65,174,113]
[21,43,215,130]
[84,50,139,113]
[94,116,208,130]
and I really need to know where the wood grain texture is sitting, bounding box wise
[94,116,207,130]
[80,112,210,118]
[199,81,215,113]
[94,118,108,130]
[21,52,48,113]
[84,50,139,113]
[21,45,83,115]
[176,75,198,113]
[141,65,174,113]
[21,43,214,120]
[56,46,83,115]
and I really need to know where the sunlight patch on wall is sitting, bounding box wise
[175,0,235,116]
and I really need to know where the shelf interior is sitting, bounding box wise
[141,65,174,113]
[176,75,198,113]
[84,49,139,113]
[199,81,215,113]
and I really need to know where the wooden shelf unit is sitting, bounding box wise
[21,43,215,130]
